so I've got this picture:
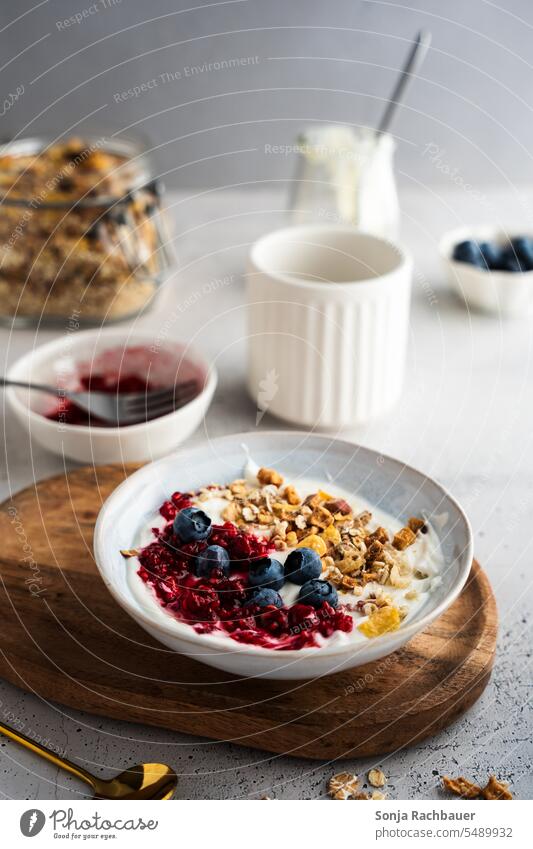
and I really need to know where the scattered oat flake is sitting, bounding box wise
[351,792,370,800]
[120,549,139,558]
[368,768,387,788]
[371,790,387,800]
[328,772,359,800]
[442,776,482,799]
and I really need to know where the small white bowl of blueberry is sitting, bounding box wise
[440,227,533,317]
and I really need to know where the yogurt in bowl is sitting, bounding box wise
[94,432,473,680]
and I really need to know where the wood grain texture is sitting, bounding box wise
[0,464,498,760]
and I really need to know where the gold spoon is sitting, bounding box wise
[0,721,177,800]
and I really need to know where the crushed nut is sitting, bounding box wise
[367,768,387,788]
[388,563,412,589]
[283,485,300,505]
[328,772,359,800]
[324,498,352,515]
[322,565,344,586]
[366,540,384,562]
[351,792,370,800]
[392,527,417,550]
[257,467,283,487]
[222,502,240,523]
[442,776,482,799]
[229,480,247,495]
[354,510,372,527]
[371,790,387,800]
[366,526,389,544]
[362,571,379,584]
[310,505,334,529]
[481,776,513,800]
[120,549,139,558]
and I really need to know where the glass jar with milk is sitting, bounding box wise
[288,125,400,240]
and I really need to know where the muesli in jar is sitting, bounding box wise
[0,136,171,325]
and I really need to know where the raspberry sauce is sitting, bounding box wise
[137,494,353,650]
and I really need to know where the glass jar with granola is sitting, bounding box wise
[0,135,172,326]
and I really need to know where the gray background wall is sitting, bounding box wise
[0,0,532,191]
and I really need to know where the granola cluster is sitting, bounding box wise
[197,466,426,624]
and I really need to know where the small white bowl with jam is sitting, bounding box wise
[5,328,217,463]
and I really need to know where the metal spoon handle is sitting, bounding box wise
[376,29,432,137]
[0,720,95,789]
[0,377,60,395]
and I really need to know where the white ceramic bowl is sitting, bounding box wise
[94,431,473,680]
[6,328,217,464]
[247,225,412,429]
[440,227,533,318]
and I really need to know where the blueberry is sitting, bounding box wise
[452,240,484,267]
[479,241,503,270]
[284,547,323,585]
[195,545,230,577]
[500,245,525,273]
[248,557,285,591]
[298,579,338,609]
[173,506,212,542]
[249,588,283,608]
[510,236,533,271]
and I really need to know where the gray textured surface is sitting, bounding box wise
[0,186,532,800]
[2,1,533,188]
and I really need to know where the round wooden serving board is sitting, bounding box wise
[0,465,497,760]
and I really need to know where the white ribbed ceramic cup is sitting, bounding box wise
[247,225,412,428]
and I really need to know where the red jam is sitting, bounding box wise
[43,344,203,428]
[137,494,354,650]
[45,373,156,427]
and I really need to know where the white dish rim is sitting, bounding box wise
[94,431,474,659]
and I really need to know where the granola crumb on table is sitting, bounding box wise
[442,776,482,798]
[481,775,513,800]
[368,768,387,788]
[442,774,513,800]
[328,772,360,800]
